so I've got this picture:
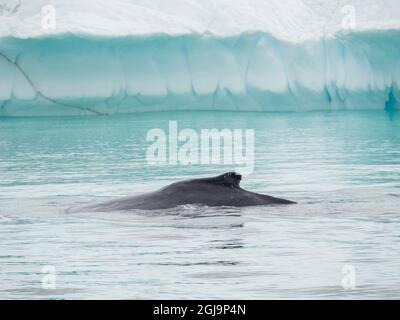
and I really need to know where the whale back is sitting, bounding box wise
[75,172,295,212]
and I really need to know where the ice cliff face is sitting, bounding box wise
[0,0,399,116]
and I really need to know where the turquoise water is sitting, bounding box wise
[1,110,400,299]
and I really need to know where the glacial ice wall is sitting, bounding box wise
[0,31,399,116]
[0,0,399,116]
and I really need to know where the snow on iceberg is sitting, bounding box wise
[0,0,399,116]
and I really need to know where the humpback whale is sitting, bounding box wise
[77,172,295,212]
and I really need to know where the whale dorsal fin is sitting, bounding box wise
[202,172,242,188]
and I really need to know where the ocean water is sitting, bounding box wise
[0,110,400,299]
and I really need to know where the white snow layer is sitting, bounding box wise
[1,0,400,40]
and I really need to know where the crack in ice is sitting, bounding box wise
[0,51,108,116]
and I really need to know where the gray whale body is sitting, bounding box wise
[80,172,295,212]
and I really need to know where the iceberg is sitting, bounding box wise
[0,0,399,116]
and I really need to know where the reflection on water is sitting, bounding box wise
[0,110,400,299]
